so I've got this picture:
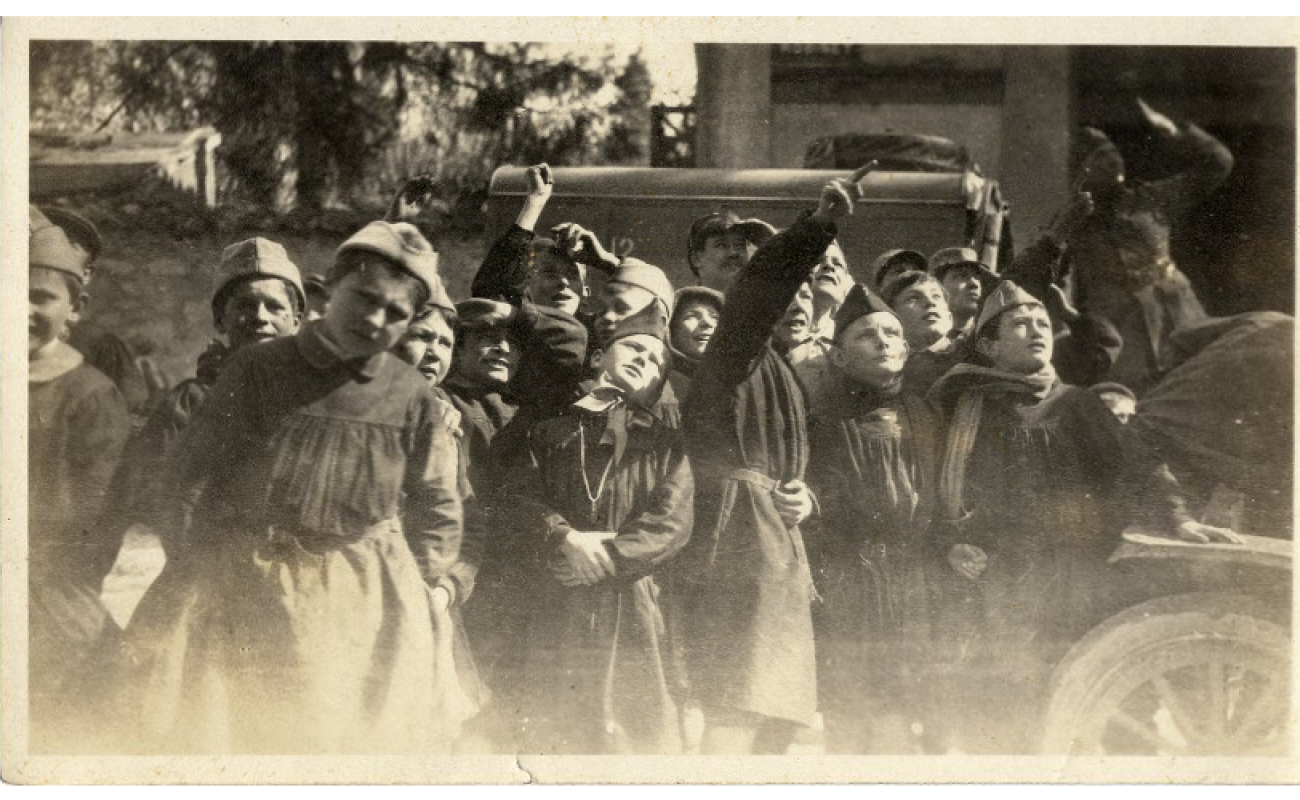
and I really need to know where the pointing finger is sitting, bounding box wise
[849,160,880,185]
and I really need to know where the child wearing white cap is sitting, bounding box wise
[28,210,131,751]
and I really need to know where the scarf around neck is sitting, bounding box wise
[932,362,1058,523]
[573,374,660,464]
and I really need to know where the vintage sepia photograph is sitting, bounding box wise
[2,15,1296,784]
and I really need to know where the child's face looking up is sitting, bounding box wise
[670,301,720,359]
[831,311,909,389]
[324,261,423,360]
[892,279,953,350]
[981,304,1055,375]
[602,334,666,400]
[29,267,83,357]
[528,250,584,317]
[596,281,656,347]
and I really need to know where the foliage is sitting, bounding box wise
[29,40,653,220]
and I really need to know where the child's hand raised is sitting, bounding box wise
[813,161,879,224]
[525,163,554,200]
[551,222,619,271]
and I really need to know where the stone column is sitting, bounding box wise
[999,47,1073,247]
[693,44,772,168]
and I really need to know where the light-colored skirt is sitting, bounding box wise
[119,519,477,754]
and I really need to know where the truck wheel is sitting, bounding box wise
[1040,592,1290,755]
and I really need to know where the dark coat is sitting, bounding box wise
[678,211,836,725]
[493,403,694,753]
[806,382,942,709]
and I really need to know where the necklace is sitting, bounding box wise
[577,417,616,520]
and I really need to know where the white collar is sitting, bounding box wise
[29,339,85,385]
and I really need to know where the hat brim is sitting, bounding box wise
[935,260,999,286]
[871,251,929,287]
[673,286,726,315]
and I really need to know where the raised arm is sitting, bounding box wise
[471,164,554,302]
[509,301,590,409]
[1137,99,1234,218]
[693,165,875,395]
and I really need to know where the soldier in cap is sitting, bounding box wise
[122,221,478,753]
[1050,99,1234,395]
[37,206,151,415]
[927,279,1237,753]
[492,300,693,754]
[687,210,777,293]
[929,246,998,340]
[868,248,928,293]
[805,283,943,754]
[28,209,132,751]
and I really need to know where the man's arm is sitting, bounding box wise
[1137,99,1234,218]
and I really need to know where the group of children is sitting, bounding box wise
[29,149,1240,756]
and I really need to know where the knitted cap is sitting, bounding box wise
[337,220,441,301]
[213,237,306,315]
